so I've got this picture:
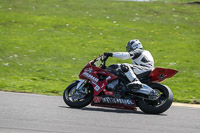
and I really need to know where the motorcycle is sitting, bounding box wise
[63,55,178,114]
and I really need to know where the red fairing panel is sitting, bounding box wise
[79,62,119,96]
[149,67,178,82]
[91,96,137,111]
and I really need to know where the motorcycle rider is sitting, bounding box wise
[104,39,154,92]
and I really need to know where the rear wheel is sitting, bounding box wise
[137,83,173,114]
[63,81,94,108]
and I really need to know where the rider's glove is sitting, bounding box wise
[104,52,113,57]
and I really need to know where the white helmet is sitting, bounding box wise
[126,39,143,52]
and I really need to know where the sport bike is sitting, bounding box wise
[63,55,178,114]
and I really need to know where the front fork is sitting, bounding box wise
[76,79,88,94]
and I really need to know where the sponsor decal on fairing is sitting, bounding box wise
[101,97,134,105]
[82,72,99,82]
[106,76,111,81]
[93,97,102,103]
[91,81,101,92]
[84,67,93,73]
[158,74,165,80]
[94,85,101,92]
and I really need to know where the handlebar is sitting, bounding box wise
[102,55,109,69]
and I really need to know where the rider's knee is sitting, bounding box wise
[120,64,129,72]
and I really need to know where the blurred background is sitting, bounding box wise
[0,0,199,103]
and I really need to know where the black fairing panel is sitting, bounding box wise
[106,64,129,84]
[137,71,152,84]
[106,64,151,84]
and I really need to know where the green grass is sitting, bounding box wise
[0,0,200,103]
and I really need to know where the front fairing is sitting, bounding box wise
[79,60,119,96]
[79,61,93,79]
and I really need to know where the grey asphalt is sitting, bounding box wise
[0,91,200,133]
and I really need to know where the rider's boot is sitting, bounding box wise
[127,79,142,92]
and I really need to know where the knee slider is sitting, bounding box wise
[120,64,129,72]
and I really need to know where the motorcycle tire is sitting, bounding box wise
[137,83,173,114]
[63,81,94,108]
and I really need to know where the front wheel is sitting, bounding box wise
[63,81,94,108]
[137,83,173,114]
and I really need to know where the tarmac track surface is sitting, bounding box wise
[0,91,200,133]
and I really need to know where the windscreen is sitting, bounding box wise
[94,56,104,67]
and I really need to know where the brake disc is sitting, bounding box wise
[70,87,87,101]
